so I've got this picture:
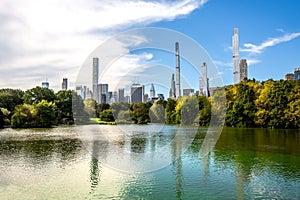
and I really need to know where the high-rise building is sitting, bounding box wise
[150,83,155,98]
[200,62,209,97]
[92,57,99,101]
[175,42,181,98]
[294,67,300,80]
[131,83,144,103]
[61,78,68,90]
[118,88,125,102]
[169,73,176,99]
[97,83,108,103]
[157,93,164,100]
[239,59,248,81]
[285,73,295,80]
[232,28,240,84]
[42,81,49,89]
[75,85,86,100]
[183,89,195,96]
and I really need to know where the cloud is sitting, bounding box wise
[0,0,207,90]
[240,32,300,54]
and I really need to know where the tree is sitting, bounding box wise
[55,90,74,124]
[84,98,97,118]
[99,109,114,122]
[149,102,165,123]
[0,109,4,128]
[72,91,89,124]
[0,89,24,112]
[23,86,56,104]
[165,99,177,124]
[96,103,110,118]
[130,102,150,124]
[11,104,35,128]
[197,96,211,126]
[34,100,57,127]
[180,96,199,125]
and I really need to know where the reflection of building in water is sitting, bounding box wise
[172,131,183,199]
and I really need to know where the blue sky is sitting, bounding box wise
[1,0,300,96]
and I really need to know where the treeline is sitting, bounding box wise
[0,87,83,128]
[0,79,299,129]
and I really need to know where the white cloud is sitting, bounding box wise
[247,59,260,66]
[0,0,206,90]
[240,32,300,54]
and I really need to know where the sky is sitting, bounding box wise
[1,0,300,96]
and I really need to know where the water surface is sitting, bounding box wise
[0,125,299,199]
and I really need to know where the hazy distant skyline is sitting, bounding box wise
[1,0,299,92]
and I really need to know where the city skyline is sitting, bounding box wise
[0,0,299,91]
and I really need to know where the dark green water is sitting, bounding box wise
[0,125,299,199]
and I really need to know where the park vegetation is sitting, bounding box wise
[0,79,299,129]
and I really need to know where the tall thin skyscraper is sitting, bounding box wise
[118,88,125,102]
[62,78,68,90]
[232,28,240,84]
[92,57,99,101]
[175,42,181,98]
[239,59,248,81]
[200,62,208,97]
[150,83,155,98]
[169,73,176,99]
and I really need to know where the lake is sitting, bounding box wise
[0,125,299,199]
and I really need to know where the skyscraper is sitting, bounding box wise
[294,67,300,80]
[62,78,68,90]
[92,57,99,101]
[232,28,240,84]
[131,83,144,103]
[169,73,176,99]
[150,83,155,98]
[97,83,108,103]
[42,81,49,89]
[239,59,248,81]
[118,88,125,102]
[200,62,209,97]
[175,42,181,98]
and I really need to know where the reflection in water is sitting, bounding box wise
[0,126,299,199]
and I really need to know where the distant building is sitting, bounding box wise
[75,85,86,100]
[150,83,155,98]
[131,84,144,103]
[97,84,108,103]
[294,67,300,80]
[239,59,248,81]
[61,78,68,90]
[86,88,93,99]
[175,42,181,98]
[232,28,240,84]
[144,93,149,103]
[285,73,295,80]
[92,57,99,101]
[200,62,209,97]
[118,88,125,102]
[157,93,164,100]
[42,81,49,89]
[169,73,176,99]
[183,89,195,96]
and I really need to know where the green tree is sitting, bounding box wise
[96,103,111,118]
[180,96,199,125]
[0,109,4,128]
[197,96,211,126]
[11,104,35,128]
[0,89,24,112]
[165,99,177,124]
[130,102,150,124]
[23,86,56,104]
[149,102,165,123]
[84,98,97,118]
[55,90,74,124]
[99,109,114,122]
[34,100,57,127]
[72,91,89,124]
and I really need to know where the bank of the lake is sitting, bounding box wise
[0,125,299,199]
